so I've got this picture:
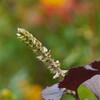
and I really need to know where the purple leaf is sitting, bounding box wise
[90,61,100,70]
[59,61,100,91]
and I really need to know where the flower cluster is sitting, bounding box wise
[17,28,67,80]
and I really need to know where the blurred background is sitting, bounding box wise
[0,0,100,100]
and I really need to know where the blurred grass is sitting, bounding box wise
[0,0,100,100]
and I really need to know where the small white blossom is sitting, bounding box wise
[16,33,21,37]
[53,72,59,79]
[36,55,43,60]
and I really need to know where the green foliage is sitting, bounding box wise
[78,85,97,100]
[0,0,100,100]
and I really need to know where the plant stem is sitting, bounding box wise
[72,91,80,100]
[75,96,80,100]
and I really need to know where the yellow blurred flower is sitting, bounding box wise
[24,85,43,100]
[41,0,66,7]
[1,89,13,99]
[19,80,43,100]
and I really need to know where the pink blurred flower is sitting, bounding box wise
[40,0,94,22]
[40,0,74,21]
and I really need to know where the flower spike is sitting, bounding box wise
[17,28,67,80]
